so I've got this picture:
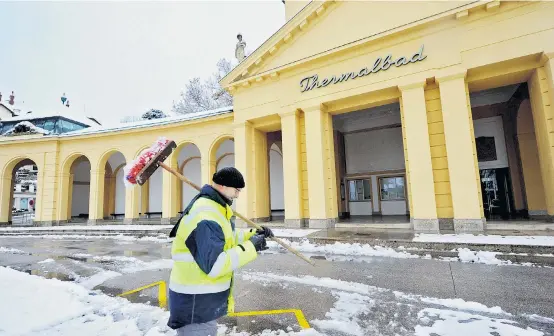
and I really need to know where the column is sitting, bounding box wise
[234,122,255,226]
[88,169,105,225]
[303,106,338,228]
[528,58,554,220]
[36,152,58,226]
[0,176,12,225]
[162,154,179,224]
[399,82,440,232]
[200,152,215,186]
[436,70,484,232]
[124,184,140,224]
[280,110,304,227]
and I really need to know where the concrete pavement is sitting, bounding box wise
[1,236,554,335]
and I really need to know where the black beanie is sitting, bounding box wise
[212,167,245,188]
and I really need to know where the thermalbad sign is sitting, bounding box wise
[299,45,427,93]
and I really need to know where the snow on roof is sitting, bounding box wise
[4,110,99,127]
[2,121,50,136]
[59,106,233,137]
[0,103,16,116]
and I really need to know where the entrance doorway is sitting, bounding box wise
[470,82,542,220]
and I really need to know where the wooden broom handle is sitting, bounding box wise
[158,161,316,266]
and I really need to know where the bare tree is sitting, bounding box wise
[172,58,235,115]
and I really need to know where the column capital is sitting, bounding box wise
[541,51,554,63]
[278,109,300,119]
[435,68,467,84]
[300,104,327,114]
[398,81,426,92]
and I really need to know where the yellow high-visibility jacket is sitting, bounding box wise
[167,185,258,329]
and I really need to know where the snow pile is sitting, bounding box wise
[414,233,554,247]
[311,291,373,336]
[457,248,510,265]
[0,266,173,335]
[0,246,26,254]
[2,121,50,136]
[268,239,420,259]
[0,267,323,336]
[38,258,55,264]
[415,308,543,336]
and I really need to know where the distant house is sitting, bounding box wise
[0,103,16,120]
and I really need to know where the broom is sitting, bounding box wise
[123,137,315,266]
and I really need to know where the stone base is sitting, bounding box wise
[309,218,337,229]
[123,218,141,225]
[250,217,270,223]
[161,217,172,225]
[411,218,440,233]
[284,219,307,228]
[0,222,10,227]
[33,221,53,227]
[438,218,454,231]
[454,218,485,233]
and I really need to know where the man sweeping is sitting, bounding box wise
[167,167,274,335]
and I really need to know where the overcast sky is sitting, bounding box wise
[0,1,285,126]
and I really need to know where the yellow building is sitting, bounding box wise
[1,0,554,233]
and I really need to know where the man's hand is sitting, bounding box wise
[256,225,274,238]
[249,234,268,252]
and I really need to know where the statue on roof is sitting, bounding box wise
[235,33,246,62]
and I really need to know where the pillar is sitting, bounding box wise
[162,154,179,224]
[0,176,13,225]
[201,151,215,186]
[66,174,74,221]
[436,70,484,232]
[399,82,439,232]
[280,111,305,227]
[528,59,554,220]
[88,169,105,225]
[124,184,140,224]
[234,122,255,226]
[234,122,270,226]
[517,99,547,216]
[303,106,338,228]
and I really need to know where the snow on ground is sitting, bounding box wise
[0,225,173,232]
[267,239,519,266]
[0,246,26,254]
[414,233,554,246]
[271,229,321,238]
[0,234,174,243]
[241,271,551,336]
[0,266,321,336]
[268,239,420,259]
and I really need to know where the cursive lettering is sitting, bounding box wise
[300,45,427,92]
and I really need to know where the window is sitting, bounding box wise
[348,179,371,201]
[379,176,405,201]
[476,136,497,162]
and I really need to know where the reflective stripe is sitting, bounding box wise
[172,253,195,262]
[237,230,245,243]
[208,251,227,277]
[169,280,231,294]
[182,205,229,229]
[228,248,240,271]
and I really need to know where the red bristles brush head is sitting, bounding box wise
[123,137,175,186]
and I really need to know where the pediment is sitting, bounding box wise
[221,0,477,89]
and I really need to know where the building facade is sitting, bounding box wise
[1,1,553,233]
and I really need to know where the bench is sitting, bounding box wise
[143,211,162,219]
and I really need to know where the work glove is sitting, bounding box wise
[256,225,274,238]
[249,234,268,252]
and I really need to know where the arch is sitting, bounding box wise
[57,153,92,222]
[0,157,40,225]
[97,148,129,172]
[101,151,127,220]
[176,143,202,212]
[269,142,285,217]
[209,135,234,166]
